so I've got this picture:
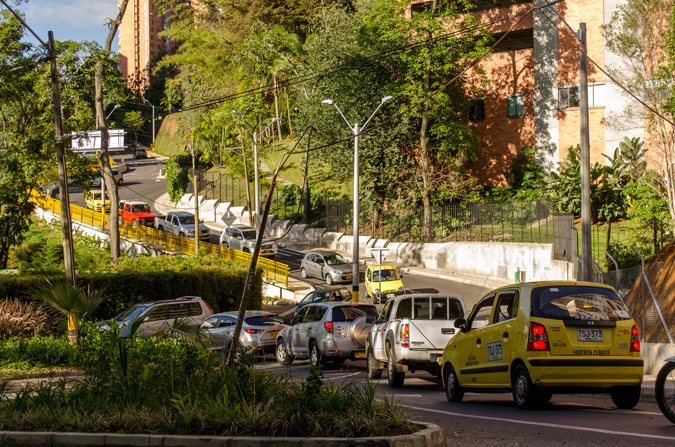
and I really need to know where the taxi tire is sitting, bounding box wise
[275,339,294,365]
[367,348,383,379]
[610,385,641,409]
[387,345,405,388]
[309,341,323,367]
[444,364,464,402]
[512,365,537,410]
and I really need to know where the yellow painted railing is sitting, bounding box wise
[30,191,290,286]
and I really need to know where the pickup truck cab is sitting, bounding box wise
[118,199,156,227]
[365,264,405,303]
[366,293,466,388]
[155,211,210,242]
[219,224,278,259]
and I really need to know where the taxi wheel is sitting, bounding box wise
[512,365,537,409]
[444,363,464,402]
[610,385,641,409]
[275,339,293,365]
[309,341,323,367]
[387,345,405,388]
[367,348,382,379]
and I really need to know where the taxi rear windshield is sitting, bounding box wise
[531,285,630,321]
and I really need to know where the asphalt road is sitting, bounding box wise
[251,357,675,447]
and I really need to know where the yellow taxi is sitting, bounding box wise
[441,281,643,409]
[85,190,111,212]
[365,264,405,304]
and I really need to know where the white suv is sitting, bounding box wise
[219,224,278,259]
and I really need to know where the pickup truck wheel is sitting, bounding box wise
[300,268,308,279]
[309,341,322,367]
[118,179,123,185]
[367,348,382,379]
[158,226,164,232]
[179,232,185,238]
[387,345,405,388]
[275,339,293,365]
[325,274,334,285]
[444,363,464,402]
[131,219,138,227]
[221,242,229,248]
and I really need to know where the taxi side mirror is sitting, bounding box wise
[454,318,467,332]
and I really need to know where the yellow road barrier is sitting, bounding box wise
[30,191,290,286]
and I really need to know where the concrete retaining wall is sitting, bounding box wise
[643,343,675,375]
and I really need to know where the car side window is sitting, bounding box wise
[219,316,236,327]
[183,302,202,317]
[146,305,168,322]
[314,306,328,321]
[381,300,393,322]
[293,307,308,325]
[201,316,219,328]
[303,306,318,323]
[431,297,448,320]
[396,298,412,319]
[467,294,495,330]
[366,269,372,281]
[493,290,519,324]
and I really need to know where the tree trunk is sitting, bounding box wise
[191,138,200,255]
[302,130,312,224]
[94,0,129,265]
[420,66,432,242]
[273,75,282,138]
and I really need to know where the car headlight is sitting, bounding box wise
[398,286,404,292]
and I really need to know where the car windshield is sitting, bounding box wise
[242,229,257,240]
[246,314,283,326]
[181,216,195,225]
[132,204,151,213]
[373,269,399,281]
[324,253,348,265]
[531,285,630,321]
[332,305,378,322]
[91,192,108,200]
[114,304,150,322]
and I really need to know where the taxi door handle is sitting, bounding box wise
[503,331,509,338]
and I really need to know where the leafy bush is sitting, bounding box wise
[0,299,53,339]
[0,335,78,368]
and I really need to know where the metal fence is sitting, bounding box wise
[30,191,290,286]
[322,199,579,262]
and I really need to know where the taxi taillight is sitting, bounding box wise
[400,323,409,348]
[324,321,334,334]
[527,322,549,351]
[630,325,640,352]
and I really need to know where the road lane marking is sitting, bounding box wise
[400,404,675,441]
[324,372,361,380]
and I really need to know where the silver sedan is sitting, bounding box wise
[200,311,286,355]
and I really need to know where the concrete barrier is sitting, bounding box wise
[642,343,675,375]
[199,199,220,222]
[268,219,293,238]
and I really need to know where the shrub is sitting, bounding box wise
[0,299,53,339]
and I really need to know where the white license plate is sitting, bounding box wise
[387,293,395,298]
[577,328,603,341]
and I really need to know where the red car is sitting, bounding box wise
[118,199,156,226]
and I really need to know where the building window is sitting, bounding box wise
[507,94,524,117]
[559,84,605,109]
[470,98,485,121]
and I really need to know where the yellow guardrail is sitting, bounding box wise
[30,191,290,286]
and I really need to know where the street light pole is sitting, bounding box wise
[145,99,155,144]
[232,111,280,231]
[321,96,393,303]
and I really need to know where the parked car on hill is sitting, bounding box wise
[118,199,156,226]
[219,224,278,259]
[299,250,353,285]
[440,281,644,409]
[155,211,210,242]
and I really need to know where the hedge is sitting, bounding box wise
[0,266,262,321]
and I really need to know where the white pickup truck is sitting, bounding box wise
[366,293,466,388]
[154,211,211,242]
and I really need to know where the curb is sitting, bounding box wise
[0,422,445,447]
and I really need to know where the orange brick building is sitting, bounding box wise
[451,0,646,185]
[118,0,189,89]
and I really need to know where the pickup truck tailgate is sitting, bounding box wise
[408,319,458,350]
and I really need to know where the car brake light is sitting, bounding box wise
[630,325,640,352]
[244,328,264,334]
[400,323,409,348]
[324,321,334,333]
[527,322,549,351]
[203,301,213,314]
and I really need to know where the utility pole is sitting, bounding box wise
[579,23,592,282]
[49,31,77,288]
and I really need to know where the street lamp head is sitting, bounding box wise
[321,99,334,105]
[232,110,242,118]
[272,117,281,122]
[381,95,393,104]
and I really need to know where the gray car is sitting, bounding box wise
[300,250,353,285]
[200,311,285,354]
[275,302,378,366]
